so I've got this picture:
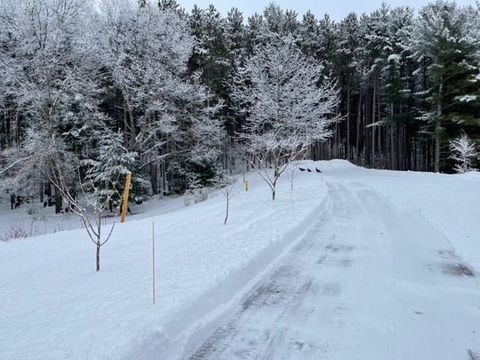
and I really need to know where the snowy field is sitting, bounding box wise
[1,160,479,360]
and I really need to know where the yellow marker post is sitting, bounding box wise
[121,171,132,223]
[244,180,249,192]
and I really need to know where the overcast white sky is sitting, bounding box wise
[176,0,477,20]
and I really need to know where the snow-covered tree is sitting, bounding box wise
[213,170,236,224]
[298,11,321,59]
[335,12,364,160]
[188,4,230,99]
[96,0,223,193]
[225,7,246,61]
[263,3,299,38]
[95,0,192,149]
[0,0,102,211]
[84,131,139,208]
[157,0,182,12]
[449,132,478,173]
[0,126,78,213]
[413,1,480,172]
[232,38,339,200]
[0,128,117,271]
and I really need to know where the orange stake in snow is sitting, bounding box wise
[121,171,132,224]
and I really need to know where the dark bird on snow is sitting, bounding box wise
[316,168,323,173]
[307,168,312,173]
[299,167,307,172]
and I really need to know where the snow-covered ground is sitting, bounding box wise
[1,161,479,360]
[324,162,480,270]
[0,192,187,239]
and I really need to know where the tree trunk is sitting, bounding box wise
[55,187,62,214]
[434,84,443,173]
[346,84,351,160]
[96,213,102,272]
[396,120,400,170]
[377,88,382,166]
[224,196,229,225]
[272,169,279,201]
[150,162,158,195]
[123,104,129,143]
[128,108,136,149]
[46,182,52,198]
[434,127,441,173]
[40,183,44,203]
[356,92,362,162]
[371,80,376,166]
[96,242,101,272]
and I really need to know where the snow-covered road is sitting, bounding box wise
[189,181,480,360]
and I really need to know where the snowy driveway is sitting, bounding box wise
[189,182,480,360]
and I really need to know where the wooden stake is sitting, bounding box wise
[152,221,156,305]
[121,171,132,224]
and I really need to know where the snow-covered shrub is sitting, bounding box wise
[184,187,212,206]
[449,133,478,173]
[183,172,213,206]
[26,204,46,221]
[1,225,32,241]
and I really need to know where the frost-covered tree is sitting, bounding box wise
[74,131,137,271]
[157,0,182,12]
[96,0,223,193]
[335,12,364,160]
[413,1,480,172]
[263,4,299,38]
[188,5,230,99]
[382,7,417,170]
[298,11,321,59]
[0,0,102,212]
[213,170,236,225]
[95,0,192,150]
[225,7,246,61]
[449,132,478,173]
[0,127,117,271]
[84,131,139,208]
[0,127,78,214]
[232,38,339,200]
[245,13,269,55]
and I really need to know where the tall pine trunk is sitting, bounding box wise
[371,80,376,166]
[356,92,362,163]
[346,84,351,160]
[434,83,443,173]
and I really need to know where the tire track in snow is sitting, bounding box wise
[189,183,356,360]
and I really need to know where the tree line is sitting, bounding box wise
[1,0,479,211]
